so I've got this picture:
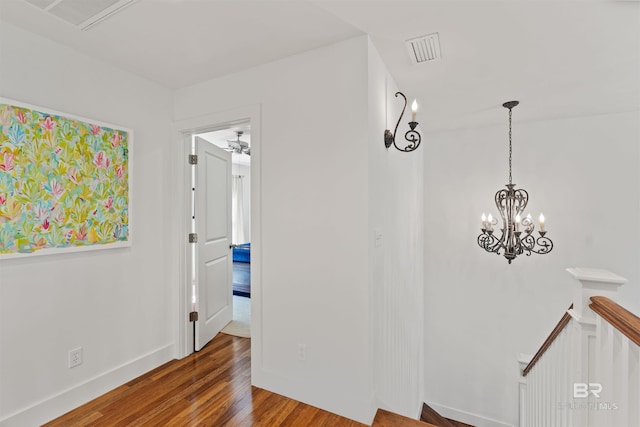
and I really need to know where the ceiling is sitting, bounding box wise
[1,0,638,131]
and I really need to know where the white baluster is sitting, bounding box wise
[533,364,538,427]
[613,334,629,427]
[547,338,560,426]
[629,343,640,427]
[560,324,570,427]
[594,318,613,427]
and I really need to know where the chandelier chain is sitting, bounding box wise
[508,107,512,185]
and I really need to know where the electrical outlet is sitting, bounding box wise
[297,344,307,361]
[69,347,82,368]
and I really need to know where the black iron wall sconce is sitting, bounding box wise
[384,92,421,152]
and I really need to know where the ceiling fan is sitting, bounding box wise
[226,131,250,155]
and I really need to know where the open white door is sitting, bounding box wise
[193,136,233,351]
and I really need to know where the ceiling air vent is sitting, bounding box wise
[22,0,136,30]
[406,33,442,65]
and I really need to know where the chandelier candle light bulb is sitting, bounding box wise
[539,213,545,232]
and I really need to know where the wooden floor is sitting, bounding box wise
[44,333,367,426]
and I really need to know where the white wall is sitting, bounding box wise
[0,27,426,425]
[174,35,375,423]
[175,35,427,423]
[423,110,640,426]
[0,23,174,425]
[367,41,424,418]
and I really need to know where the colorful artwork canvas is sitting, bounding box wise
[0,98,132,258]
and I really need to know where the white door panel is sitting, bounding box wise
[205,257,229,318]
[194,136,232,351]
[205,154,228,240]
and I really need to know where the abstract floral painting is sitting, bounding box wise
[0,98,131,257]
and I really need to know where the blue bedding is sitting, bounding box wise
[233,243,250,263]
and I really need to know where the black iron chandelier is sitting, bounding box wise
[477,101,553,264]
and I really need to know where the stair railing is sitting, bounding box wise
[518,268,639,427]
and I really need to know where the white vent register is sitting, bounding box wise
[23,0,136,30]
[406,32,442,65]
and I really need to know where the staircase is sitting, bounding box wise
[420,403,474,427]
[518,268,640,427]
[370,403,473,427]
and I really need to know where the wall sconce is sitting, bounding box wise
[384,92,421,152]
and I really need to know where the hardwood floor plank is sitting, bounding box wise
[279,402,321,426]
[374,408,437,427]
[43,334,366,426]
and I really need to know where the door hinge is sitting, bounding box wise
[188,154,198,165]
[188,233,198,243]
[189,311,199,322]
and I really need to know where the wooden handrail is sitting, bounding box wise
[590,296,640,346]
[522,304,573,377]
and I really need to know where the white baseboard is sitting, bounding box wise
[0,344,174,427]
[252,368,377,425]
[426,401,515,427]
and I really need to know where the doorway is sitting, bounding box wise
[196,124,251,339]
[172,104,262,371]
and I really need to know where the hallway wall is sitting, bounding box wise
[174,35,374,423]
[0,22,175,426]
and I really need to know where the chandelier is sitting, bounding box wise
[477,101,553,264]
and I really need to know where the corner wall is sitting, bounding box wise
[423,110,640,426]
[0,23,174,425]
[367,40,424,418]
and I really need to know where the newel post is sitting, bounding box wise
[566,268,627,321]
[565,268,627,426]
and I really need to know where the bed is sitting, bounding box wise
[232,243,250,297]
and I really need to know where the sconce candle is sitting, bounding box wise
[539,213,545,232]
[411,99,417,122]
[384,92,422,152]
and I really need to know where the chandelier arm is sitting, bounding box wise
[521,215,535,233]
[520,234,536,250]
[531,235,554,254]
[477,233,494,251]
[478,228,508,255]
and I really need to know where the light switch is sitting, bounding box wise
[374,228,383,247]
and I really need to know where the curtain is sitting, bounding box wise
[232,175,245,244]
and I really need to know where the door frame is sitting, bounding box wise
[171,105,262,373]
